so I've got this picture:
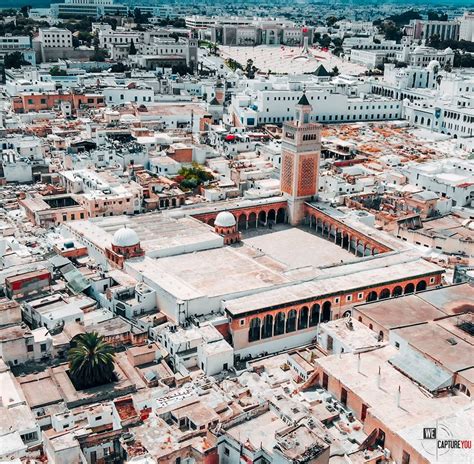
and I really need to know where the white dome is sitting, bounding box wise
[215,211,236,228]
[112,226,140,247]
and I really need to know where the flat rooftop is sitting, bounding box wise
[353,295,446,330]
[128,244,291,301]
[392,322,474,374]
[66,213,222,258]
[316,346,470,432]
[225,253,442,316]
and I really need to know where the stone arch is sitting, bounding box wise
[248,212,257,228]
[392,286,403,297]
[309,304,320,327]
[322,301,331,323]
[238,213,247,230]
[267,209,276,223]
[261,314,273,339]
[379,288,391,300]
[298,306,309,330]
[276,208,286,224]
[258,210,266,226]
[274,312,285,336]
[416,280,427,292]
[286,309,297,333]
[248,318,261,342]
[366,291,378,302]
[404,283,415,294]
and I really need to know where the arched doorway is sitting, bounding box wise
[261,314,273,339]
[298,306,309,330]
[238,214,247,230]
[309,304,320,327]
[404,283,415,294]
[248,318,261,342]
[286,309,297,333]
[248,212,257,228]
[322,301,331,323]
[366,291,378,302]
[416,280,427,292]
[267,209,276,223]
[276,208,286,224]
[379,288,390,300]
[274,312,285,336]
[258,210,266,226]
[392,286,403,297]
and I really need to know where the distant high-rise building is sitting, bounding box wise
[280,92,321,225]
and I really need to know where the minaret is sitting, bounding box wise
[280,90,321,225]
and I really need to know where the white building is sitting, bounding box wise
[38,28,73,49]
[459,11,474,42]
[400,159,474,207]
[103,86,154,106]
[50,0,127,18]
[231,76,402,128]
[397,45,455,68]
[0,35,35,66]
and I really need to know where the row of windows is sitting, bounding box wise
[258,113,396,123]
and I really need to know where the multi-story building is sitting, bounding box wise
[37,27,73,49]
[231,77,402,128]
[50,0,128,18]
[397,45,455,68]
[0,35,35,66]
[407,18,460,41]
[459,11,474,41]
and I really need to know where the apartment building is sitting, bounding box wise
[231,78,402,127]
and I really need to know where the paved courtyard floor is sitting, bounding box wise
[220,45,367,75]
[242,225,355,269]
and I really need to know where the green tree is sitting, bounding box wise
[4,51,30,69]
[326,15,338,27]
[428,34,441,49]
[129,39,137,55]
[318,34,331,48]
[178,162,213,190]
[68,332,115,389]
[49,66,67,76]
[20,5,31,17]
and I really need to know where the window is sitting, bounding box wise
[346,295,352,302]
[40,343,47,352]
[224,447,230,456]
[27,344,34,352]
[402,451,411,464]
[239,319,245,326]
[358,292,363,300]
[340,387,348,406]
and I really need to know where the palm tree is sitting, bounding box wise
[68,332,115,389]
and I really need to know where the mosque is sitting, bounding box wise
[62,95,444,357]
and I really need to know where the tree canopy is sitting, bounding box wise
[68,332,115,389]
